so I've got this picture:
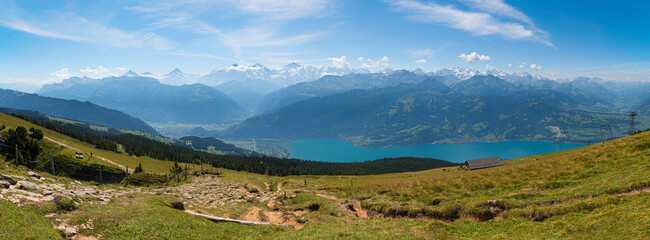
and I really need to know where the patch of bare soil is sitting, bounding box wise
[617,186,650,196]
[241,206,262,222]
[315,193,339,200]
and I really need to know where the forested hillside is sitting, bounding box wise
[226,76,628,147]
[0,89,157,134]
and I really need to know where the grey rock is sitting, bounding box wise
[0,180,9,189]
[27,171,41,179]
[71,191,87,197]
[64,227,77,236]
[0,174,17,185]
[18,181,38,190]
[43,190,54,196]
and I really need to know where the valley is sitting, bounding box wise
[1,110,648,239]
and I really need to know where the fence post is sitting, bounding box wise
[147,172,150,188]
[15,144,19,167]
[99,166,103,184]
[185,164,188,181]
[50,153,55,175]
[125,166,129,186]
[165,173,168,186]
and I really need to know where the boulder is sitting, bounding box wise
[72,191,87,197]
[0,174,17,185]
[43,190,54,196]
[18,181,39,190]
[27,171,41,179]
[64,227,77,236]
[0,180,10,189]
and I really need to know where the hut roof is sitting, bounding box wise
[464,157,502,170]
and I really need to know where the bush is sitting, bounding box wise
[125,172,167,186]
[170,201,184,210]
[307,203,322,211]
[54,196,77,211]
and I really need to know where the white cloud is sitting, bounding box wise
[0,11,175,50]
[52,68,71,80]
[518,62,526,68]
[357,57,364,62]
[458,52,491,63]
[221,0,332,20]
[328,56,349,69]
[80,66,109,75]
[410,49,435,58]
[485,63,496,71]
[416,59,427,64]
[128,0,334,61]
[385,0,553,47]
[508,63,512,67]
[460,0,532,24]
[116,67,127,71]
[530,63,542,70]
[360,56,390,69]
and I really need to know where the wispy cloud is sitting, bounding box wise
[128,0,334,61]
[410,48,435,58]
[416,59,427,64]
[385,0,553,47]
[52,68,71,80]
[0,6,175,50]
[459,0,532,24]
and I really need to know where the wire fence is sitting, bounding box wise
[0,140,183,186]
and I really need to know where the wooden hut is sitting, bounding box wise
[464,157,502,170]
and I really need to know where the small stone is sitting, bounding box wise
[56,225,66,231]
[27,171,41,179]
[18,181,38,190]
[64,227,77,236]
[43,190,54,196]
[44,213,56,218]
[72,191,87,197]
[0,175,17,185]
[0,180,9,189]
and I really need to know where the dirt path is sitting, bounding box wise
[44,136,133,173]
[312,192,368,218]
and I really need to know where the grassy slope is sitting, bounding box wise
[1,112,648,239]
[0,112,208,173]
[0,200,61,239]
[64,130,649,239]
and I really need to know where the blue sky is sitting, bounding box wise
[1,0,649,91]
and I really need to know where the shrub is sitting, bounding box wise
[54,196,77,211]
[170,201,185,210]
[307,203,322,211]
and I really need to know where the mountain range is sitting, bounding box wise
[0,88,157,133]
[25,64,647,147]
[37,72,246,124]
[223,74,629,147]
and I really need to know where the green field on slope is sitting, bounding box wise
[0,112,648,239]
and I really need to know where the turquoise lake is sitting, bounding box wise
[285,139,586,163]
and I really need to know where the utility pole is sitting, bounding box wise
[628,112,638,135]
[15,144,18,167]
[50,153,55,175]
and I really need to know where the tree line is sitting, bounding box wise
[9,113,458,176]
